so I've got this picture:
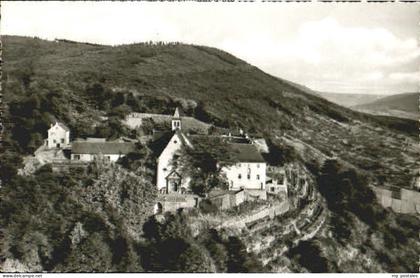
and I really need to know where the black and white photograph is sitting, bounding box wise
[0,1,419,274]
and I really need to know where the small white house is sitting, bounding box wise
[47,122,70,149]
[71,140,135,162]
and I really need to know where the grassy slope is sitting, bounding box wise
[4,35,417,188]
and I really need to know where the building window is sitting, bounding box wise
[271,187,275,192]
[163,168,167,171]
[174,140,177,144]
[74,155,80,160]
[61,139,64,143]
[247,174,251,180]
[53,139,56,143]
[257,164,260,168]
[238,174,242,179]
[257,174,260,180]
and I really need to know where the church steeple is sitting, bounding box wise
[172,107,182,131]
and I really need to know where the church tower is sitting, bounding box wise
[171,107,182,131]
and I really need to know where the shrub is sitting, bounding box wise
[199,199,219,215]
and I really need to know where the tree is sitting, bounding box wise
[287,240,330,273]
[172,137,233,196]
[57,233,113,272]
[81,160,157,235]
[226,236,264,273]
[0,150,23,183]
[142,212,215,272]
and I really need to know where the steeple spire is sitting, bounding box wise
[172,107,182,131]
[174,107,180,118]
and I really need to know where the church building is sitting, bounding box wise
[156,108,267,195]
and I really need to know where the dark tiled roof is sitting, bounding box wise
[51,122,70,131]
[72,141,135,155]
[208,189,244,198]
[150,130,192,156]
[57,122,70,131]
[188,135,265,163]
[226,143,266,163]
[152,132,265,163]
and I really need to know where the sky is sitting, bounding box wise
[2,1,419,95]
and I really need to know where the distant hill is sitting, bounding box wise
[315,92,386,108]
[352,92,419,120]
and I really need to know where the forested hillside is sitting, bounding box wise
[2,35,418,187]
[1,36,419,273]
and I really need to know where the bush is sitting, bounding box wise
[287,240,330,272]
[199,199,219,215]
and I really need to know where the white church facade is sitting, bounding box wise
[156,131,193,193]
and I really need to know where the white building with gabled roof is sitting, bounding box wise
[156,130,193,193]
[47,122,70,149]
[70,138,135,162]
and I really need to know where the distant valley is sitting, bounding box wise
[352,92,419,120]
[315,92,386,107]
[316,91,419,120]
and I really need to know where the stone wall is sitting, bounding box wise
[221,201,290,229]
[373,186,420,214]
[156,193,199,213]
